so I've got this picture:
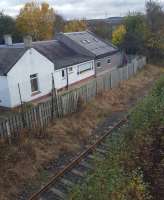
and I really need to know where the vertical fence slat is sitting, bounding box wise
[0,56,146,142]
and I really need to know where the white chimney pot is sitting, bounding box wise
[23,36,32,48]
[4,34,12,46]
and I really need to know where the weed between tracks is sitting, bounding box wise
[0,64,162,200]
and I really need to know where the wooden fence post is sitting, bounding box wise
[6,120,11,144]
[51,73,60,119]
[54,91,60,118]
[51,73,55,121]
[18,83,26,128]
[38,105,44,131]
[58,95,64,118]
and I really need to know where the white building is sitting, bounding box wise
[0,36,94,108]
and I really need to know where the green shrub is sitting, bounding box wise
[69,75,164,200]
[70,130,151,200]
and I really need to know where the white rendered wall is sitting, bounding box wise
[68,60,95,85]
[0,76,11,107]
[54,68,67,89]
[7,48,54,107]
[54,60,95,89]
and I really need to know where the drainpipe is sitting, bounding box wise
[66,67,69,90]
[53,63,58,94]
[94,59,97,78]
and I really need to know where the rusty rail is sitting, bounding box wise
[29,116,127,200]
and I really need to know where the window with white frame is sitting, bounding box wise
[86,39,91,43]
[78,62,93,74]
[68,67,73,73]
[80,39,91,44]
[93,38,98,42]
[80,40,87,44]
[97,61,101,68]
[30,74,39,93]
[107,58,111,64]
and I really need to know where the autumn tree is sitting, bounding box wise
[112,25,126,47]
[123,13,147,54]
[89,20,112,41]
[146,0,164,33]
[121,1,164,58]
[112,13,147,54]
[112,13,148,54]
[64,20,87,32]
[16,2,55,41]
[118,1,164,58]
[54,14,65,34]
[145,0,164,59]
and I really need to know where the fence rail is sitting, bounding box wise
[0,56,146,142]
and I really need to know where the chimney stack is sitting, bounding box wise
[4,34,12,46]
[23,36,32,48]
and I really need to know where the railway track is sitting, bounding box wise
[28,116,128,200]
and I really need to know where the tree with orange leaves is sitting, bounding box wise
[64,20,87,32]
[16,1,55,41]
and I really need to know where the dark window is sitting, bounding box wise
[107,58,111,64]
[68,67,73,73]
[30,74,39,93]
[62,69,65,78]
[97,62,101,67]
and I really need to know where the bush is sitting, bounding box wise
[70,130,151,200]
[70,75,164,200]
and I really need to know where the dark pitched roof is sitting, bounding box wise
[33,41,93,69]
[63,31,119,57]
[0,40,93,76]
[0,47,26,75]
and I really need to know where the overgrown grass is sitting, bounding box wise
[70,75,164,200]
[0,65,162,200]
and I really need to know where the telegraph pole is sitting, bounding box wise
[51,73,55,121]
[18,83,26,128]
[51,73,59,120]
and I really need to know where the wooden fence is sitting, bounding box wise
[0,56,146,142]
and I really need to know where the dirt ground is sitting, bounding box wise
[0,65,163,200]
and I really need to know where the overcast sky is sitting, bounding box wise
[1,0,164,19]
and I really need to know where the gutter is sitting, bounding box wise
[95,50,120,59]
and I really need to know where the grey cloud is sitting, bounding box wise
[1,0,164,19]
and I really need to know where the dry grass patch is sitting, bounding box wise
[0,64,162,200]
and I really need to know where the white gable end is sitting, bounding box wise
[7,48,54,107]
[7,48,54,77]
